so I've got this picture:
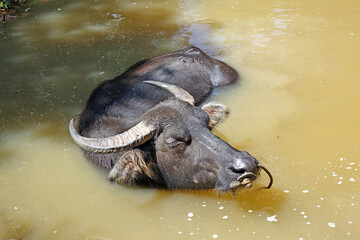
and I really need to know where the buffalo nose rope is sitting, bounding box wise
[257,165,273,189]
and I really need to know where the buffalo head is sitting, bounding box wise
[69,81,272,191]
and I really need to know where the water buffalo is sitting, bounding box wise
[69,46,272,191]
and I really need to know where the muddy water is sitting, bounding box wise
[1,0,359,239]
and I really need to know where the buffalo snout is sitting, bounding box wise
[222,151,260,190]
[230,152,259,176]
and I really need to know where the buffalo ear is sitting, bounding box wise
[108,150,158,185]
[201,102,230,129]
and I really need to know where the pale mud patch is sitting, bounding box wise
[5,52,40,64]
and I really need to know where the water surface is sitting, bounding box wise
[1,0,359,239]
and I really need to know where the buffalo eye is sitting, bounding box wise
[165,137,192,149]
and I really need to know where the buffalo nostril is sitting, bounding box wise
[229,167,246,175]
[232,158,248,174]
[231,157,258,175]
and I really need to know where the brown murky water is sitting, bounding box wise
[1,0,359,239]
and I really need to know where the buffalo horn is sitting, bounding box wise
[69,119,155,153]
[143,80,195,105]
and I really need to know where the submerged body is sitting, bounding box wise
[70,46,264,191]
